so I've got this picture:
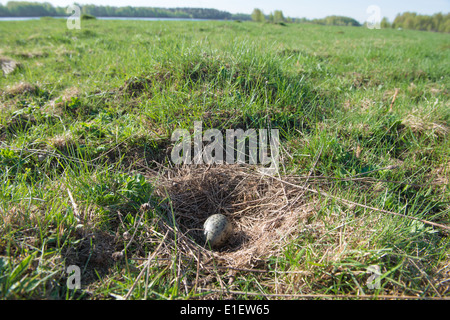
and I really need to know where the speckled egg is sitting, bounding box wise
[203,214,232,248]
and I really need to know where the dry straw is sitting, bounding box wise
[148,164,317,270]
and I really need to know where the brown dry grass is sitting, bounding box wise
[12,50,48,59]
[402,113,449,138]
[0,57,21,76]
[401,105,449,139]
[46,87,81,114]
[147,164,317,270]
[3,81,37,97]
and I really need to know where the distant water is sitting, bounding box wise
[0,16,214,21]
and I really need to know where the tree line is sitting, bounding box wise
[79,5,234,20]
[0,1,242,20]
[387,12,450,33]
[0,1,62,16]
[251,8,449,32]
[251,8,360,26]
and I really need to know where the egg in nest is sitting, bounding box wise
[203,214,232,249]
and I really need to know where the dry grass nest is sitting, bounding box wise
[146,164,317,270]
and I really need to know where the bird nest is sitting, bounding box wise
[148,164,317,269]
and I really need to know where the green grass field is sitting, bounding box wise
[0,18,449,300]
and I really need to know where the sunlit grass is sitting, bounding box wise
[0,18,449,299]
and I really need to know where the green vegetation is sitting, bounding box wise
[311,15,361,27]
[392,12,450,33]
[251,8,265,23]
[0,1,59,17]
[250,8,359,26]
[0,17,449,300]
[0,1,239,20]
[80,14,96,21]
[79,5,234,20]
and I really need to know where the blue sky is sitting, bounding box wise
[2,0,449,22]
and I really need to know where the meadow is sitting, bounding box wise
[0,18,449,300]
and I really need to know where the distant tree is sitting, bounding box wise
[380,17,391,28]
[273,10,285,23]
[434,12,443,31]
[294,17,309,23]
[404,16,415,29]
[313,15,361,27]
[0,4,7,17]
[232,13,252,21]
[442,18,450,33]
[251,8,265,22]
